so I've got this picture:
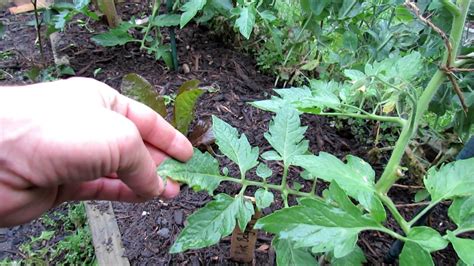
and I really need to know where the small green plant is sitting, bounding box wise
[1,203,95,265]
[157,0,474,264]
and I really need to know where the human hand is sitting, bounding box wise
[0,77,193,227]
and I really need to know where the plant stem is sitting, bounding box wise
[280,165,290,205]
[220,176,320,199]
[318,111,406,126]
[375,0,471,194]
[407,202,438,227]
[141,0,160,49]
[370,226,408,241]
[31,0,45,64]
[377,192,410,234]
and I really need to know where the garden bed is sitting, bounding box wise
[0,2,467,265]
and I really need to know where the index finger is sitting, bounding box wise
[109,92,193,162]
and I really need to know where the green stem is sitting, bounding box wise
[407,202,438,227]
[310,178,317,195]
[369,226,408,241]
[220,176,320,199]
[31,0,45,63]
[375,0,471,194]
[318,112,406,126]
[141,0,160,49]
[281,165,290,204]
[377,192,410,234]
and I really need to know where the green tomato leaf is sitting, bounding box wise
[261,150,282,161]
[121,73,167,117]
[447,231,474,265]
[399,242,434,266]
[256,163,272,179]
[91,23,135,46]
[153,14,181,27]
[293,153,386,222]
[53,10,70,30]
[406,227,448,252]
[180,0,207,28]
[256,182,381,258]
[212,116,259,176]
[173,89,204,134]
[424,158,474,202]
[157,149,222,194]
[272,237,317,266]
[235,6,256,39]
[330,245,366,266]
[300,0,330,16]
[236,196,254,231]
[414,189,430,203]
[264,107,308,167]
[251,87,312,113]
[255,189,274,210]
[448,196,474,231]
[258,10,276,21]
[170,194,249,253]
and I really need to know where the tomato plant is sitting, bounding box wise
[158,0,474,264]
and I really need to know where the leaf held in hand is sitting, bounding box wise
[121,73,167,117]
[157,148,222,194]
[174,88,204,134]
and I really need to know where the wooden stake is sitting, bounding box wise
[230,197,261,263]
[97,0,121,28]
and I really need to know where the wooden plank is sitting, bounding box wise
[85,201,130,266]
[8,0,52,14]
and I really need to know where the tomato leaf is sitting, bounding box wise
[264,107,308,168]
[157,149,222,194]
[447,231,474,265]
[255,182,381,258]
[92,23,135,47]
[256,163,272,179]
[255,188,274,210]
[424,158,474,202]
[173,88,204,134]
[399,241,434,266]
[170,194,252,253]
[448,196,474,231]
[235,6,256,39]
[180,0,207,28]
[272,237,317,266]
[152,14,181,27]
[251,87,312,113]
[212,116,259,176]
[120,73,167,117]
[330,245,366,266]
[406,227,448,252]
[293,153,386,222]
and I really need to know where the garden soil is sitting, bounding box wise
[0,2,466,265]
